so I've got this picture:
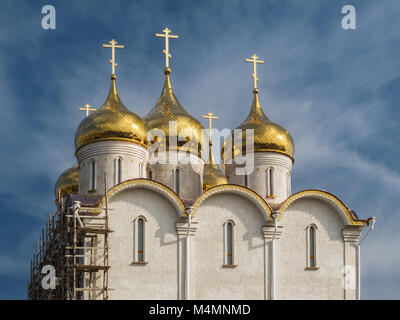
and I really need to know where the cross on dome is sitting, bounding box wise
[102,39,125,76]
[156,27,179,69]
[245,54,264,90]
[78,103,96,117]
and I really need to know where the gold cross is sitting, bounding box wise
[156,27,179,68]
[102,39,125,76]
[202,111,219,143]
[245,54,264,90]
[78,103,96,117]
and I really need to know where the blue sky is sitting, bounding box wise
[0,0,399,299]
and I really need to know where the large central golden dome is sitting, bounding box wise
[144,68,204,156]
[74,76,149,152]
[222,89,294,163]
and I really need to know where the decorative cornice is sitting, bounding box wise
[279,189,368,226]
[262,225,283,240]
[342,227,362,243]
[98,178,186,215]
[176,222,198,236]
[191,184,272,220]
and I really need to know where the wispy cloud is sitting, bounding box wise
[0,0,399,298]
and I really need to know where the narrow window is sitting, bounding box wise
[133,216,147,263]
[137,218,144,262]
[244,174,248,187]
[270,168,274,195]
[148,170,153,180]
[227,222,233,265]
[197,173,201,196]
[139,163,144,178]
[266,167,274,197]
[89,159,96,191]
[307,225,317,268]
[115,157,122,185]
[174,169,180,194]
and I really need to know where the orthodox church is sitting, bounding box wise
[28,28,374,300]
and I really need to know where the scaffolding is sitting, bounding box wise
[28,193,112,300]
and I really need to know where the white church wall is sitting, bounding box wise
[148,151,204,201]
[76,140,148,195]
[193,192,266,299]
[277,198,346,299]
[107,187,181,299]
[225,152,292,203]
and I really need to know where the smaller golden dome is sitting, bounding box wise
[203,143,228,191]
[74,76,149,152]
[144,68,204,156]
[222,89,294,163]
[54,163,78,198]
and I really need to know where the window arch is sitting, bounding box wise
[89,159,97,191]
[197,173,201,196]
[114,157,123,185]
[224,220,236,266]
[139,163,144,178]
[174,168,180,195]
[266,167,274,198]
[133,216,147,263]
[306,224,318,268]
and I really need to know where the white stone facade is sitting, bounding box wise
[76,140,148,195]
[73,137,369,300]
[147,151,204,201]
[78,179,368,300]
[225,151,292,203]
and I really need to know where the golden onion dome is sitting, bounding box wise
[203,143,228,191]
[222,89,294,163]
[54,163,78,198]
[144,68,204,156]
[74,75,149,152]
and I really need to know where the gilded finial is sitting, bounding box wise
[245,54,264,91]
[78,103,96,117]
[202,111,219,164]
[102,39,125,77]
[156,27,179,69]
[202,111,219,145]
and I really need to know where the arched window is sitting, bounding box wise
[224,220,235,266]
[286,172,291,197]
[89,159,96,191]
[197,173,201,196]
[174,169,180,194]
[133,216,147,263]
[266,167,274,197]
[244,174,248,187]
[307,224,317,268]
[139,163,144,178]
[148,170,153,180]
[137,218,144,262]
[115,157,123,185]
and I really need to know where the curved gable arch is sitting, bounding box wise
[98,179,186,216]
[279,189,367,226]
[192,184,273,221]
